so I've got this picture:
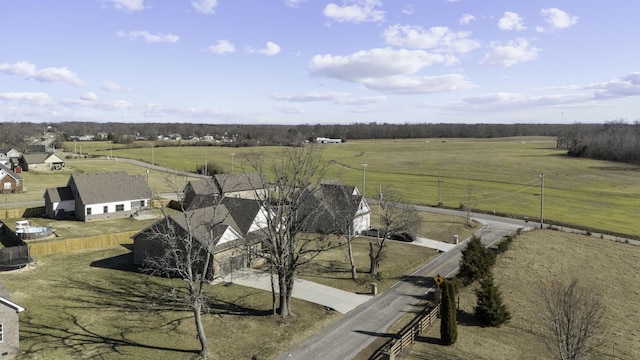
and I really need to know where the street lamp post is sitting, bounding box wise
[230,153,235,173]
[151,144,155,170]
[109,141,113,160]
[361,163,368,197]
[540,173,545,229]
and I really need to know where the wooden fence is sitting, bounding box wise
[370,304,440,360]
[27,231,137,257]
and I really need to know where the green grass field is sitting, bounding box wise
[0,211,471,360]
[62,137,640,236]
[399,230,640,360]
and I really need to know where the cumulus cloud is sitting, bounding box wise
[191,0,218,14]
[382,24,480,54]
[498,11,526,31]
[101,81,124,92]
[108,0,144,12]
[459,14,476,25]
[590,72,640,99]
[80,92,98,101]
[323,0,385,23]
[249,41,281,56]
[480,38,539,67]
[540,8,578,31]
[117,30,179,43]
[0,92,52,106]
[208,39,236,54]
[0,61,84,86]
[308,48,473,94]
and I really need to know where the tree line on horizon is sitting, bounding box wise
[2,120,639,163]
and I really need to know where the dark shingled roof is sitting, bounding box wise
[69,171,152,205]
[44,186,74,202]
[214,172,262,194]
[220,197,263,235]
[187,178,220,196]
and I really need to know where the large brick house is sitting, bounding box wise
[0,165,23,194]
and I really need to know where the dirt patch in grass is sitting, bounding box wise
[399,230,640,360]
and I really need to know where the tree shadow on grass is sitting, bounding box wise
[20,311,200,360]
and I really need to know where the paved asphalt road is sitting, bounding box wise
[276,209,523,360]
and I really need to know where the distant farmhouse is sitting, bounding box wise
[44,172,152,221]
[0,164,23,194]
[315,137,342,144]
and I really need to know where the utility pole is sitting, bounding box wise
[540,173,545,229]
[361,163,368,197]
[437,169,441,206]
[151,144,155,170]
[230,153,235,173]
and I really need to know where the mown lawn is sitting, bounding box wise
[399,230,640,360]
[0,210,474,360]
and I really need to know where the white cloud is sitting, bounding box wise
[0,92,52,106]
[249,41,281,56]
[540,8,578,30]
[191,0,218,14]
[80,92,98,101]
[323,0,385,24]
[0,61,84,86]
[401,4,414,15]
[362,74,474,94]
[101,81,124,92]
[278,105,305,113]
[590,72,640,99]
[208,39,236,54]
[284,0,306,8]
[459,14,476,25]
[107,0,144,12]
[271,91,387,105]
[308,48,473,94]
[498,11,526,31]
[480,38,539,67]
[117,30,179,43]
[271,91,350,102]
[382,24,480,54]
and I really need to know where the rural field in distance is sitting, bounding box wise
[70,136,640,237]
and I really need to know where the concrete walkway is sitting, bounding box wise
[411,237,456,252]
[213,268,372,314]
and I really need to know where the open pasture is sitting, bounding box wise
[74,137,640,236]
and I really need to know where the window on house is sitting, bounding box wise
[86,208,92,215]
[103,206,108,213]
[3,182,10,190]
[116,204,124,212]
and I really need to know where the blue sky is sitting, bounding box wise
[1,0,639,125]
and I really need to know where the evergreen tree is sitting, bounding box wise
[474,273,511,327]
[440,279,458,345]
[458,235,495,285]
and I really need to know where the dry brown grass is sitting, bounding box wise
[399,230,640,360]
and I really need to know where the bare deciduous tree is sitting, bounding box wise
[248,146,341,317]
[137,176,233,358]
[369,185,420,276]
[539,278,606,360]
